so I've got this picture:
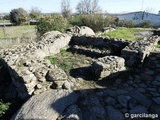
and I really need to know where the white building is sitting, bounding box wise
[115,11,160,27]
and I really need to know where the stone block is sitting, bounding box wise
[91,56,125,79]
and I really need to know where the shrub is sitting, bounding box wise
[9,8,28,25]
[0,100,10,117]
[29,7,41,19]
[118,20,135,28]
[69,14,117,32]
[137,20,152,28]
[29,12,39,19]
[37,14,68,36]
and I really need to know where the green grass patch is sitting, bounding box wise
[45,49,92,75]
[45,49,75,75]
[0,20,11,24]
[101,27,142,40]
[0,100,11,117]
[156,43,160,48]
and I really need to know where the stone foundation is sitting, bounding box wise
[0,31,159,99]
[0,31,72,99]
[121,36,159,68]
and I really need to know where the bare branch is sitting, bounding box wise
[76,0,101,14]
[61,0,71,18]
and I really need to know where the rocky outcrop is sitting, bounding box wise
[11,90,78,120]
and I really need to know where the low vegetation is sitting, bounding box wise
[69,14,117,32]
[0,100,10,118]
[37,14,69,36]
[0,25,35,38]
[118,20,135,28]
[101,27,142,40]
[0,20,11,24]
[0,25,36,49]
[45,49,92,75]
[156,43,160,48]
[136,21,152,28]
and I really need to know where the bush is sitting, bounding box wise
[37,14,68,36]
[69,14,117,32]
[118,20,135,28]
[0,100,10,117]
[9,8,28,25]
[29,12,39,19]
[137,21,152,28]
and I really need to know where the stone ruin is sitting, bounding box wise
[0,30,159,99]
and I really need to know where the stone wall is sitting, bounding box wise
[91,56,126,79]
[0,31,72,99]
[70,35,129,56]
[121,36,159,68]
[0,31,159,99]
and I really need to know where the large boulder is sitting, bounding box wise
[66,26,95,36]
[79,26,95,36]
[11,89,78,120]
[40,31,62,41]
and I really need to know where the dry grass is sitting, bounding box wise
[0,25,36,49]
[0,38,35,49]
[0,25,36,38]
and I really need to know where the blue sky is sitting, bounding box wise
[0,0,159,14]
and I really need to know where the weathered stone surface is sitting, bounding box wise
[129,105,148,114]
[0,31,72,98]
[121,36,159,68]
[91,56,125,78]
[106,106,124,120]
[66,26,95,36]
[79,26,95,36]
[40,31,62,41]
[152,97,160,104]
[46,69,68,81]
[130,90,152,108]
[57,104,82,120]
[118,95,131,108]
[105,97,117,105]
[11,90,78,120]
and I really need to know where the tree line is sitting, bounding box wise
[5,0,101,25]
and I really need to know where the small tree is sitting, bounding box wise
[9,8,28,25]
[61,0,71,18]
[29,7,41,19]
[76,0,101,14]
